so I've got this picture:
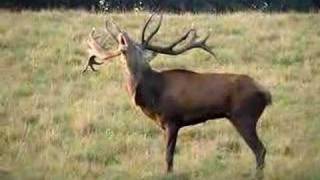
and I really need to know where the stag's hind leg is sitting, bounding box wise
[229,115,266,180]
[230,116,266,170]
[230,92,268,171]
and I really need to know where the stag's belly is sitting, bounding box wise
[180,105,228,126]
[158,92,231,126]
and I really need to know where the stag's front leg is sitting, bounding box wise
[165,122,179,173]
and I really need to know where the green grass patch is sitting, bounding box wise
[0,10,319,180]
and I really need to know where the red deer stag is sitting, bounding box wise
[83,14,272,176]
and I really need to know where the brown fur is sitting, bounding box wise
[85,19,272,177]
[133,67,271,174]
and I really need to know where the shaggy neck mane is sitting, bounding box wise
[121,54,153,100]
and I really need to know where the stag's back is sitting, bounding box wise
[159,70,271,114]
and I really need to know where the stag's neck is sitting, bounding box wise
[123,60,153,97]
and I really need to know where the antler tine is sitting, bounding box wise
[143,28,216,57]
[87,28,105,57]
[145,14,163,45]
[141,14,163,46]
[141,13,155,44]
[87,28,101,50]
[82,28,121,73]
[168,29,196,49]
[105,17,122,42]
[173,31,216,57]
[140,14,216,57]
[194,33,216,57]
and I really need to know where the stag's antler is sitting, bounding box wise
[105,18,122,42]
[141,14,216,57]
[82,28,121,73]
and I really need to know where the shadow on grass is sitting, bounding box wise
[143,172,191,180]
[0,168,13,180]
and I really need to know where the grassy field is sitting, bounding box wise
[0,10,320,180]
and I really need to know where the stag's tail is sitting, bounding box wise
[263,89,272,106]
[257,83,272,106]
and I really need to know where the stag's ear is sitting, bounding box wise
[105,18,123,43]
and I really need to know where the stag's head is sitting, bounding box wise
[83,14,216,73]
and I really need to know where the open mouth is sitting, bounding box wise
[119,34,127,46]
[120,36,126,45]
[118,34,128,54]
[118,34,128,53]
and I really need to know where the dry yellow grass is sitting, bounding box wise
[0,10,319,180]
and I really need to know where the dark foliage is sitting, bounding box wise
[1,0,319,12]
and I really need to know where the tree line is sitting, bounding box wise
[1,0,320,12]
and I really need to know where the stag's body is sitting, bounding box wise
[84,14,271,176]
[135,69,271,128]
[129,66,271,173]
